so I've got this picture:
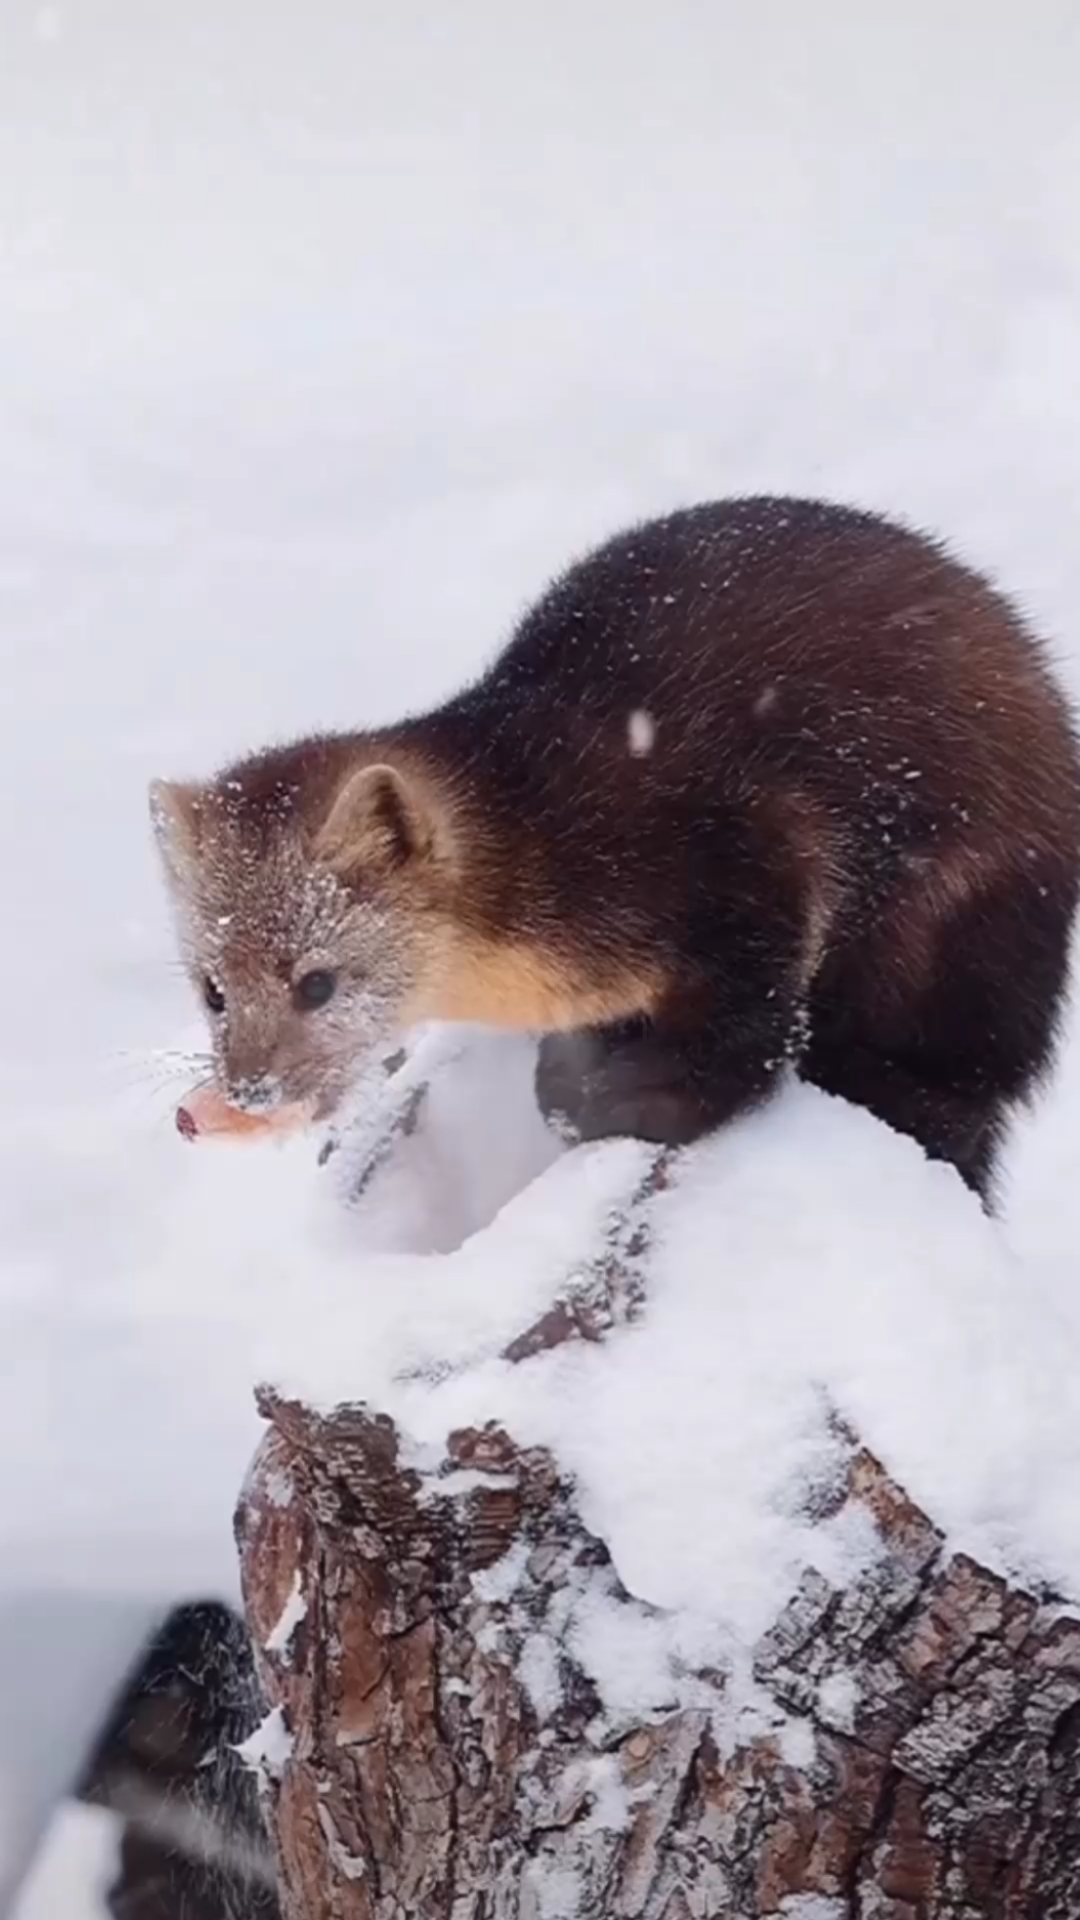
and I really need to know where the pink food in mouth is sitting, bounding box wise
[176,1084,314,1143]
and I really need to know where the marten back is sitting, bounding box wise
[426,499,1077,965]
[428,497,1080,1200]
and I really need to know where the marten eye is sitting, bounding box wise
[295,968,337,1011]
[202,975,226,1016]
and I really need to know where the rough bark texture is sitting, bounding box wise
[235,1150,1080,1918]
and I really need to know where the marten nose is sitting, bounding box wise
[225,1071,283,1113]
[220,999,282,1109]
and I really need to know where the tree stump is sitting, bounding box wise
[234,1128,1080,1916]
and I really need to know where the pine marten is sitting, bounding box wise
[150,496,1080,1207]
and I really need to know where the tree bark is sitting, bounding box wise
[235,1151,1080,1918]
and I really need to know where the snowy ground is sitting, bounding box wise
[4,0,1080,1905]
[9,1806,117,1920]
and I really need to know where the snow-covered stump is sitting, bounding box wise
[227,1042,1080,1917]
[237,1312,1080,1914]
[237,1400,1080,1917]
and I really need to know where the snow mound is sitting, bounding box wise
[259,1035,1080,1657]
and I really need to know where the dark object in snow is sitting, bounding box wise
[76,1599,279,1920]
[236,1161,1080,1920]
[175,1104,198,1141]
[149,495,1080,1207]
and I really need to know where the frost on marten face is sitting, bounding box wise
[148,764,425,1121]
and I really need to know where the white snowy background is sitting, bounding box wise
[5,0,1080,1907]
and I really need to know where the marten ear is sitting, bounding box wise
[315,763,436,881]
[149,778,203,893]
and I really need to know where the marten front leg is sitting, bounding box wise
[535,990,800,1149]
[536,839,809,1149]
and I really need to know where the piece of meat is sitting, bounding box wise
[176,1083,313,1142]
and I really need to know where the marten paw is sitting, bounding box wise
[535,1029,714,1149]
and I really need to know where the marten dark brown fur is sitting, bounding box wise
[150,496,1080,1206]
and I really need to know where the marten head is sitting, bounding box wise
[149,738,458,1120]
